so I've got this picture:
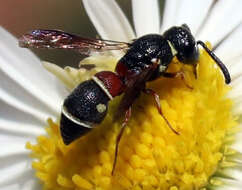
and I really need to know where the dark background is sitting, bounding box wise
[0,0,164,67]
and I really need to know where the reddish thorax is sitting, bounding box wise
[115,61,129,79]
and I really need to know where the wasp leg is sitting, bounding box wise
[162,70,193,89]
[112,106,132,175]
[193,63,198,79]
[143,89,179,135]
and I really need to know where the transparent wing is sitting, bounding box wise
[19,29,131,55]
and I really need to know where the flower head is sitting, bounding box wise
[1,0,242,190]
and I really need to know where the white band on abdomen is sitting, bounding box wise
[92,76,113,100]
[62,106,93,128]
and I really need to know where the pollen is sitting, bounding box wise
[27,47,238,190]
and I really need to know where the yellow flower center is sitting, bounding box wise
[27,46,237,190]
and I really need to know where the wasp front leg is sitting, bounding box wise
[162,70,193,89]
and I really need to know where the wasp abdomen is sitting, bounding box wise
[60,112,92,145]
[60,80,110,145]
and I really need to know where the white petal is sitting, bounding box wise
[0,183,41,190]
[0,140,38,189]
[0,98,45,128]
[0,181,40,190]
[210,181,242,190]
[172,0,214,35]
[0,185,21,190]
[21,179,41,190]
[227,58,242,82]
[0,124,38,189]
[0,152,29,171]
[0,154,31,183]
[132,0,160,37]
[0,81,50,123]
[0,92,45,145]
[228,66,242,104]
[160,0,183,32]
[197,0,242,45]
[0,163,35,189]
[220,167,242,183]
[0,119,44,138]
[0,141,29,155]
[0,27,68,119]
[214,24,242,64]
[0,98,45,150]
[209,176,242,190]
[230,125,242,154]
[232,102,242,116]
[82,0,135,41]
[0,28,58,189]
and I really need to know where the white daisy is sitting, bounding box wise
[0,0,242,190]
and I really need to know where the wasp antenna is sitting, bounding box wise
[197,41,231,84]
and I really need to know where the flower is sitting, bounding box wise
[1,0,242,190]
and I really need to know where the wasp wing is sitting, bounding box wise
[19,29,131,55]
[117,64,158,116]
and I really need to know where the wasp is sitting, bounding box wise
[19,24,231,174]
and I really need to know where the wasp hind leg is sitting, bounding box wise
[143,88,179,135]
[112,106,132,175]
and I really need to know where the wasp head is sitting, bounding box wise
[164,24,199,65]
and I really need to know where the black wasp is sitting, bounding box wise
[19,24,231,174]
